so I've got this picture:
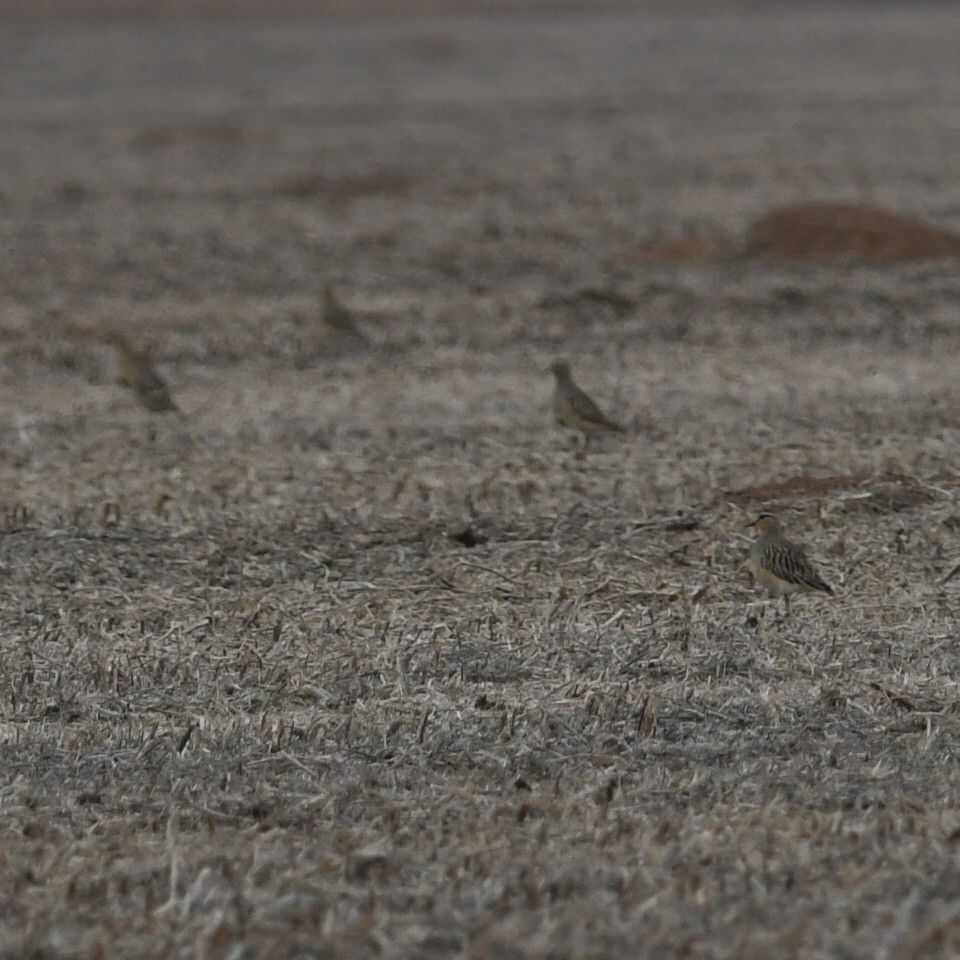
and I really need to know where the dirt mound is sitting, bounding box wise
[628,202,960,267]
[744,201,960,262]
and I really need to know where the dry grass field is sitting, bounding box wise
[4,1,960,957]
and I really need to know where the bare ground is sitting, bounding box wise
[3,2,960,958]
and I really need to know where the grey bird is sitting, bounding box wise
[550,359,625,439]
[321,283,365,340]
[110,334,181,414]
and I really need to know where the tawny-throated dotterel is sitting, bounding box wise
[748,512,833,615]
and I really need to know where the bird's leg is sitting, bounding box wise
[784,594,791,618]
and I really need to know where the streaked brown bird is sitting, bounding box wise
[110,334,181,414]
[550,359,625,439]
[748,513,833,615]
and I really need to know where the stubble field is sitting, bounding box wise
[3,2,960,957]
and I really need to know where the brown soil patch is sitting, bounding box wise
[727,473,941,514]
[744,201,960,262]
[628,203,960,267]
[275,171,416,201]
[627,234,738,266]
[726,472,864,504]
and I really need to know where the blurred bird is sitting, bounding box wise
[110,334,181,414]
[550,359,625,439]
[748,513,833,615]
[321,283,365,340]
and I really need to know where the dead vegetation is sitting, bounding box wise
[3,3,960,959]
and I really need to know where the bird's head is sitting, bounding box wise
[748,512,781,536]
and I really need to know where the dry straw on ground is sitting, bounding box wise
[3,3,960,958]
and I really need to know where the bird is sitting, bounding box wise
[109,334,181,414]
[550,359,625,440]
[321,283,365,340]
[748,513,833,616]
